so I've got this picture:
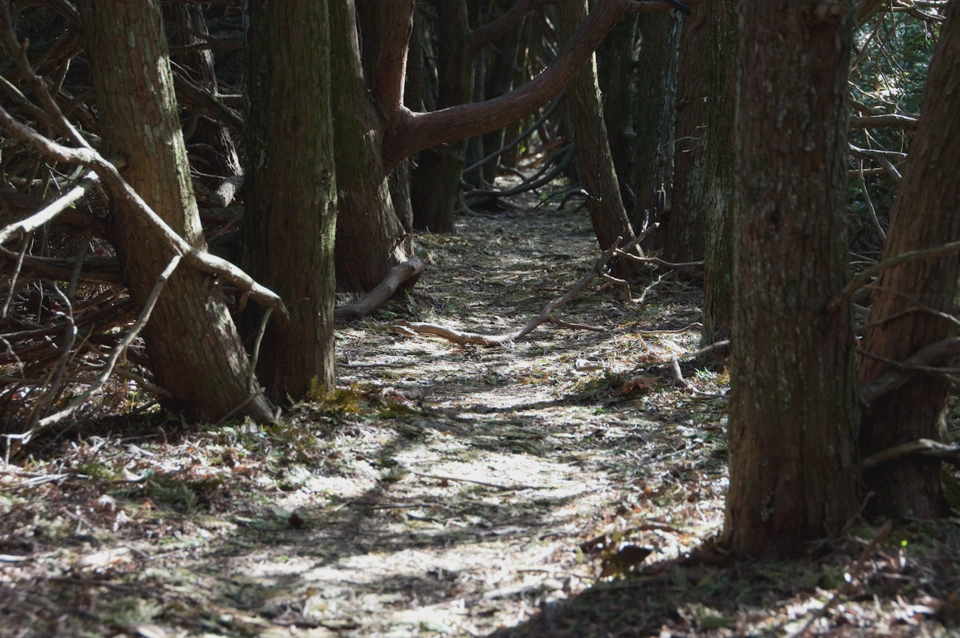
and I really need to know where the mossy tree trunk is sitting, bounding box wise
[78,0,274,422]
[242,0,337,401]
[723,0,860,558]
[858,2,960,519]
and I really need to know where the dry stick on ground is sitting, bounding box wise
[335,257,424,322]
[394,237,631,347]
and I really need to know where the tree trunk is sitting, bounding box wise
[242,0,337,402]
[857,2,960,519]
[559,0,640,279]
[663,12,709,264]
[631,12,678,238]
[597,14,639,211]
[411,0,473,232]
[78,0,273,422]
[329,0,414,293]
[723,0,859,558]
[480,7,525,184]
[700,0,738,347]
[500,16,535,170]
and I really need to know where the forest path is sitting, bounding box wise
[0,179,730,637]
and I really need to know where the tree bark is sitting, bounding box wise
[78,0,273,422]
[663,11,709,264]
[329,0,414,293]
[597,14,639,211]
[411,0,473,232]
[242,0,337,402]
[630,12,677,236]
[559,0,641,279]
[857,1,960,519]
[700,0,738,347]
[723,0,859,558]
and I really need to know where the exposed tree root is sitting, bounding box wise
[391,239,626,347]
[335,258,424,322]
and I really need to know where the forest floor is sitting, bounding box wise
[2,172,960,637]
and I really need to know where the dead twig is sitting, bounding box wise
[408,469,543,492]
[12,254,181,444]
[830,240,960,312]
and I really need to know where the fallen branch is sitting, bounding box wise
[395,238,629,347]
[615,251,704,270]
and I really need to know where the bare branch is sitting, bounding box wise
[0,106,289,320]
[21,254,182,440]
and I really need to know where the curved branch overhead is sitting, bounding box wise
[382,0,700,173]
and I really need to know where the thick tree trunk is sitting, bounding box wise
[330,0,413,293]
[631,13,677,236]
[411,0,473,232]
[78,0,273,422]
[242,0,337,401]
[723,0,859,558]
[858,3,960,519]
[559,0,640,279]
[663,12,709,264]
[700,0,738,347]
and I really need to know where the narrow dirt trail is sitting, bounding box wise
[1,188,730,638]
